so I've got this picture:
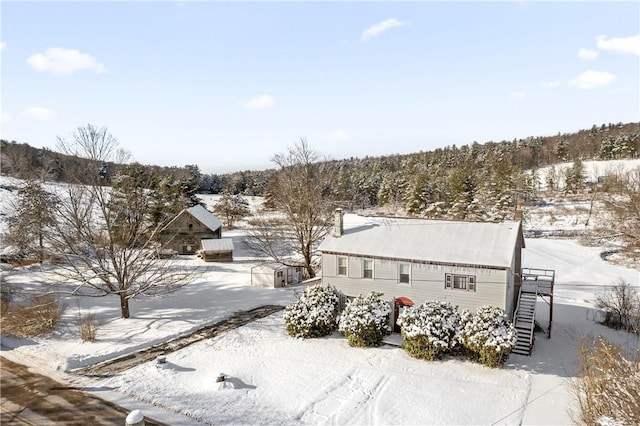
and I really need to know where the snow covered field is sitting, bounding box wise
[2,237,638,425]
[1,170,639,425]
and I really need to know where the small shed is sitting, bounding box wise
[251,263,303,288]
[200,238,234,262]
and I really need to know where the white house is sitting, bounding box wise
[318,210,525,331]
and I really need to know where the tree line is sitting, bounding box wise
[3,122,638,198]
[3,124,638,317]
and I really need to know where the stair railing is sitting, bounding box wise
[514,286,537,355]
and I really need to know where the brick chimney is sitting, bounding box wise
[514,204,523,222]
[334,208,343,237]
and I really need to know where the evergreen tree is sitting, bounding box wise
[564,159,585,194]
[447,165,478,220]
[109,163,156,246]
[4,180,58,262]
[212,192,251,227]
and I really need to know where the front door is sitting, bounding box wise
[393,297,414,333]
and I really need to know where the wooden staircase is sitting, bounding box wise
[513,290,537,356]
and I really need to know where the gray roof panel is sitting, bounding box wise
[318,214,522,268]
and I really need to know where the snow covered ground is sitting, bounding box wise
[1,170,639,425]
[534,158,640,189]
[2,236,638,425]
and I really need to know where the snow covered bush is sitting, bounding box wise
[458,305,517,368]
[284,285,339,338]
[397,301,461,360]
[338,292,391,347]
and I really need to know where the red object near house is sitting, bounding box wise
[393,297,414,333]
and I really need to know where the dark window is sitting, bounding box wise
[445,274,476,292]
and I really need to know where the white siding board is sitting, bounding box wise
[323,254,336,280]
[324,253,509,313]
[348,256,361,279]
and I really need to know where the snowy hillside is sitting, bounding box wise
[534,158,640,189]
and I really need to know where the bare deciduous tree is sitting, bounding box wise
[246,139,335,278]
[603,167,640,244]
[595,278,640,333]
[49,124,197,318]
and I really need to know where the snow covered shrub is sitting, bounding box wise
[338,292,391,347]
[397,301,461,360]
[284,285,339,338]
[458,305,517,368]
[454,308,474,357]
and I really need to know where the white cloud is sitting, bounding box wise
[327,129,351,142]
[578,48,598,60]
[21,107,57,120]
[27,47,106,74]
[0,42,5,52]
[361,18,406,41]
[596,34,640,56]
[510,91,527,100]
[244,95,276,110]
[539,80,560,89]
[569,70,616,89]
[0,112,12,122]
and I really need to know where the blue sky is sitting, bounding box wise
[1,1,638,174]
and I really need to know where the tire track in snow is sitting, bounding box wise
[299,368,390,425]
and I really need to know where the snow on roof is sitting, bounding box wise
[201,238,234,251]
[318,214,522,269]
[186,204,222,231]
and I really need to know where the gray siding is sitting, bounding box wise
[322,253,509,313]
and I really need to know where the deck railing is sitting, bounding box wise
[521,267,555,296]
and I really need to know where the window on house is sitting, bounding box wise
[337,256,348,276]
[188,223,193,232]
[398,262,411,284]
[276,271,283,277]
[445,274,476,291]
[363,259,374,279]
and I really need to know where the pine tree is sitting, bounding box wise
[564,159,585,194]
[4,180,58,262]
[212,192,251,227]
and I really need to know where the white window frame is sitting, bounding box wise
[398,262,411,284]
[362,258,374,279]
[337,256,348,276]
[445,273,476,292]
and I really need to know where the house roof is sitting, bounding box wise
[251,263,297,272]
[201,238,234,252]
[186,205,222,231]
[318,214,523,269]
